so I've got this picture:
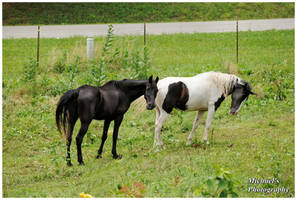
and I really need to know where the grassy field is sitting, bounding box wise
[3,2,294,25]
[2,30,294,197]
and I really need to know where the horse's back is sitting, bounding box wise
[157,72,220,111]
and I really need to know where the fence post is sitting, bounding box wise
[87,37,94,60]
[236,16,239,64]
[144,22,146,46]
[37,25,40,66]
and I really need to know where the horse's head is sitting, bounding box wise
[230,80,255,115]
[144,75,159,110]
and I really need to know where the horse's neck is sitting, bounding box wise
[122,80,146,102]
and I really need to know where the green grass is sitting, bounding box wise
[2,30,294,197]
[3,2,294,25]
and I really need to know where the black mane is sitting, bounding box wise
[101,79,146,89]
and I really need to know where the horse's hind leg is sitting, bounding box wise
[96,119,111,158]
[65,104,78,166]
[66,116,78,166]
[112,115,124,159]
[76,121,91,165]
[187,111,205,145]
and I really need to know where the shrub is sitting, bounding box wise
[86,59,107,86]
[195,165,241,197]
[102,25,114,55]
[66,56,80,88]
[53,51,67,73]
[22,58,38,83]
[129,47,150,80]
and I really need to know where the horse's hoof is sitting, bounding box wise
[78,161,85,166]
[113,154,122,159]
[186,140,192,146]
[204,140,209,145]
[96,154,102,159]
[67,162,73,167]
[154,144,165,152]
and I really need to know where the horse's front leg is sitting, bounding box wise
[155,106,160,126]
[204,105,215,144]
[154,111,168,150]
[112,115,124,159]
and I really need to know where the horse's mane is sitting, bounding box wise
[102,79,147,90]
[208,71,241,97]
[102,80,122,88]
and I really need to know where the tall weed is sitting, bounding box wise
[22,58,38,83]
[22,58,38,97]
[53,51,67,73]
[86,59,107,86]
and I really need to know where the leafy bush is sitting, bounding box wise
[261,67,293,101]
[53,51,67,73]
[22,58,38,83]
[22,58,39,96]
[66,56,80,88]
[130,50,148,79]
[195,165,241,197]
[85,24,151,82]
[86,59,107,86]
[102,24,114,57]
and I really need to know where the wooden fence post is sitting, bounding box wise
[236,17,239,64]
[37,25,40,66]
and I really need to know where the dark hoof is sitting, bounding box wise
[96,154,102,159]
[67,162,73,167]
[78,161,85,166]
[113,154,122,159]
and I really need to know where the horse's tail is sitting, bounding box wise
[131,95,147,116]
[56,88,79,140]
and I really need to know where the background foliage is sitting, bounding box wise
[3,2,294,25]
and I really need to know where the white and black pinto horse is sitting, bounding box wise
[151,71,255,148]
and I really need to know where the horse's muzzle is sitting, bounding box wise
[146,104,155,110]
[230,110,238,115]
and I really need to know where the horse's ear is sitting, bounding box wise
[148,75,153,83]
[155,76,159,83]
[239,80,247,86]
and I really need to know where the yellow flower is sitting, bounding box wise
[80,192,94,198]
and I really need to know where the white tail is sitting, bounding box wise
[130,95,147,117]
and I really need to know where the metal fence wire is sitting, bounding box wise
[3,18,294,75]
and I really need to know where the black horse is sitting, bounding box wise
[56,75,159,166]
